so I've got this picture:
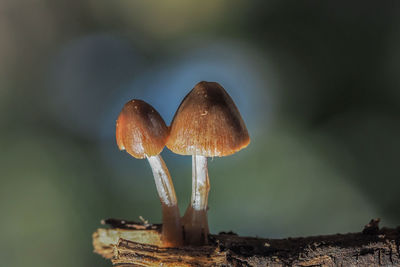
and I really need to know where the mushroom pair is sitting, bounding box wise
[116,81,249,247]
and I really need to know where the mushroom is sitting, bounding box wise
[116,99,183,247]
[167,81,250,245]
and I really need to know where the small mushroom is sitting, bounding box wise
[116,99,183,247]
[167,81,250,245]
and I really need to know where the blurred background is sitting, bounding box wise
[1,1,400,266]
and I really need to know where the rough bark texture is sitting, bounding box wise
[93,218,400,266]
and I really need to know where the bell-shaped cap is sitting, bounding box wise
[167,81,250,157]
[116,99,169,159]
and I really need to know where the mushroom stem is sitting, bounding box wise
[147,155,183,247]
[182,155,210,245]
[191,155,210,211]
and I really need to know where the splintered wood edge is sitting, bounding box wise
[113,239,226,267]
[92,228,163,259]
[93,228,227,266]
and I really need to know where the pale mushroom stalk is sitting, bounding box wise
[147,155,177,207]
[147,155,182,246]
[182,155,210,245]
[191,155,209,211]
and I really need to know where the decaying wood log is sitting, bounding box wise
[93,218,400,266]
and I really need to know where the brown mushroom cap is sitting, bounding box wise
[167,81,250,157]
[116,99,169,159]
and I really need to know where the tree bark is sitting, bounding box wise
[93,218,400,266]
